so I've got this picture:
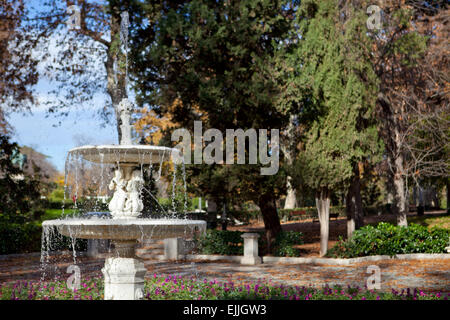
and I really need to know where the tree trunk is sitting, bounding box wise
[376,93,407,226]
[105,10,128,144]
[393,154,408,226]
[316,188,330,257]
[221,203,227,231]
[415,184,425,216]
[346,164,364,238]
[282,114,298,210]
[447,180,450,215]
[258,192,282,253]
[284,175,297,209]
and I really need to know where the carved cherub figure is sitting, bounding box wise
[108,168,127,216]
[124,169,144,215]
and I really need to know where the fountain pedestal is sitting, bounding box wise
[102,240,147,300]
[43,215,206,300]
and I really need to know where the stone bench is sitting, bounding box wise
[312,213,339,223]
[289,210,307,220]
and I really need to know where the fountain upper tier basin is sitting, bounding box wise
[69,145,179,165]
[43,218,206,240]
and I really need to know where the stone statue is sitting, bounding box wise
[124,170,144,216]
[117,98,133,145]
[108,168,127,217]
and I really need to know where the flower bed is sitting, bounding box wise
[0,275,447,300]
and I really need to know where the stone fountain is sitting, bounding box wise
[42,13,206,299]
[42,99,206,300]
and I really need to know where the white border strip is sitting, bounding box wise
[157,253,449,265]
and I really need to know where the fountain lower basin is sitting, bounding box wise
[43,218,206,240]
[42,218,206,300]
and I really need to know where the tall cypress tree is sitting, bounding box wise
[288,0,382,255]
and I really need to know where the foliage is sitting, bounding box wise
[48,188,65,202]
[289,0,382,193]
[1,276,447,300]
[327,222,450,258]
[0,221,41,254]
[0,135,43,223]
[272,231,304,257]
[196,230,245,256]
[373,1,449,225]
[0,0,38,111]
[130,0,295,242]
[196,230,303,257]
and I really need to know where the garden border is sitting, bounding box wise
[151,252,449,266]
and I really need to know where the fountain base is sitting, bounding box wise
[42,218,206,300]
[102,240,147,300]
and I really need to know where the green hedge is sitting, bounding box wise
[0,222,88,255]
[195,230,244,255]
[327,222,450,258]
[0,222,42,254]
[272,231,304,257]
[195,230,304,257]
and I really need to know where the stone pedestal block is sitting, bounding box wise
[164,237,184,260]
[102,257,147,300]
[241,233,262,265]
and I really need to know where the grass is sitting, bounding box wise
[407,213,450,230]
[41,209,75,222]
[0,275,447,300]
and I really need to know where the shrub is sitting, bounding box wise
[0,221,89,255]
[272,231,304,257]
[196,230,244,255]
[196,230,304,257]
[0,221,42,254]
[327,222,450,258]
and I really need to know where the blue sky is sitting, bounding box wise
[7,106,118,172]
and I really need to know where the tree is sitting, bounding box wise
[0,0,38,111]
[373,1,449,226]
[130,0,293,248]
[0,135,42,223]
[289,0,381,255]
